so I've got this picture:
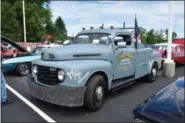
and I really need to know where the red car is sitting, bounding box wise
[1,42,28,58]
[153,43,184,64]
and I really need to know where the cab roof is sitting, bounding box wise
[77,28,134,35]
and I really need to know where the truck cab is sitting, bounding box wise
[27,27,162,111]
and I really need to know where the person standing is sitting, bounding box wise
[1,54,12,105]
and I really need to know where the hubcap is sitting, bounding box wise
[152,68,157,77]
[20,64,29,74]
[95,86,103,101]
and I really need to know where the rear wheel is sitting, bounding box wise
[16,63,30,76]
[145,63,158,83]
[84,75,106,111]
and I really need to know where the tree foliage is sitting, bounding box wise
[54,16,67,42]
[1,0,68,42]
[139,27,178,44]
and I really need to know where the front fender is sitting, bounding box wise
[62,60,113,87]
[33,60,112,87]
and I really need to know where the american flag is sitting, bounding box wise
[134,16,141,43]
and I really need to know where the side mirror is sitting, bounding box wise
[117,42,126,48]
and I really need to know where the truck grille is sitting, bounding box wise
[36,65,59,85]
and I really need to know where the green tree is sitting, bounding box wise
[1,0,52,42]
[45,20,56,35]
[55,16,67,35]
[155,29,166,43]
[54,16,67,41]
[145,29,158,44]
[139,27,147,44]
[1,2,21,41]
[165,29,178,40]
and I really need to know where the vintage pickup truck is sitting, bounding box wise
[27,27,162,111]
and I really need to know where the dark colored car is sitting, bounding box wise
[133,77,184,123]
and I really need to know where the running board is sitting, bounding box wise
[111,76,135,92]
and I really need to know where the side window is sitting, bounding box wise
[114,34,131,46]
[114,36,124,46]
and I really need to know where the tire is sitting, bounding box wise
[145,63,158,83]
[84,75,106,111]
[16,63,30,76]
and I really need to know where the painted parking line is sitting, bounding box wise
[6,84,56,123]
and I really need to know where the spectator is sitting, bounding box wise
[1,72,12,105]
[1,55,12,105]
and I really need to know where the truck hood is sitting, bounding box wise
[41,44,111,61]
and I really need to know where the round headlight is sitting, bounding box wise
[32,65,38,74]
[58,70,65,81]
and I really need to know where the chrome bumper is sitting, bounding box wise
[26,75,86,107]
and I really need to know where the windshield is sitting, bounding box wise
[73,33,111,45]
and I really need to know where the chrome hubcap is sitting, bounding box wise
[152,68,156,77]
[20,64,29,74]
[95,86,103,101]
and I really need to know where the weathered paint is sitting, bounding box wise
[27,28,162,106]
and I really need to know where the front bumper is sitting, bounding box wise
[26,75,86,107]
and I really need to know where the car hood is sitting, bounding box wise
[1,35,27,52]
[41,44,111,61]
[134,78,184,121]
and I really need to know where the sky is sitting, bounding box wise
[49,1,184,38]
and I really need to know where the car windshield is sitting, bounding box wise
[73,33,111,45]
[32,47,45,54]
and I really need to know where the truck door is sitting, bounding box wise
[112,34,135,80]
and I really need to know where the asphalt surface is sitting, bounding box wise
[2,65,184,122]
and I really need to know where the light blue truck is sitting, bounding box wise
[27,27,162,111]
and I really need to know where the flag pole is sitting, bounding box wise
[22,0,27,43]
[167,1,173,61]
[135,13,138,50]
[163,1,175,77]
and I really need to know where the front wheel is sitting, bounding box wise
[145,63,158,83]
[84,75,106,111]
[16,63,30,76]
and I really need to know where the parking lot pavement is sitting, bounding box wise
[1,90,45,122]
[2,65,184,122]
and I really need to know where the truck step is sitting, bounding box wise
[111,76,135,92]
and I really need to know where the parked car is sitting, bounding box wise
[154,43,184,64]
[144,44,154,48]
[1,35,41,76]
[133,77,184,123]
[173,38,184,46]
